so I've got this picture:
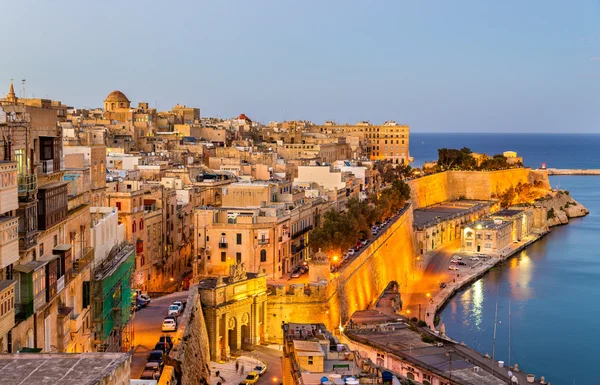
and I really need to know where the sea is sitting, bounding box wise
[410,133,600,385]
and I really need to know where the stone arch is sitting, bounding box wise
[240,312,251,348]
[227,316,238,353]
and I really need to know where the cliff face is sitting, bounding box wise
[535,190,589,226]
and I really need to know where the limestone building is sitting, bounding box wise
[461,218,512,253]
[199,264,267,360]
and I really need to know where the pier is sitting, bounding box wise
[543,168,600,175]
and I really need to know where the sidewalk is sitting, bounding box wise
[210,355,266,384]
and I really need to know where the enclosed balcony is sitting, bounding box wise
[18,201,39,251]
[0,161,18,213]
[14,260,47,320]
[0,216,19,269]
[37,181,68,231]
[0,281,16,338]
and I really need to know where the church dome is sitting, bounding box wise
[310,249,330,265]
[104,90,130,103]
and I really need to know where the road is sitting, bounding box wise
[403,239,461,319]
[254,346,283,385]
[130,291,189,379]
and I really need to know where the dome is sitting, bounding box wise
[310,249,329,265]
[104,90,130,103]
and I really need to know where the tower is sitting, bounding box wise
[5,80,17,103]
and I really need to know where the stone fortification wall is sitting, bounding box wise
[266,208,416,342]
[408,169,551,208]
[163,286,211,385]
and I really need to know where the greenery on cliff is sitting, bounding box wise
[310,179,410,258]
[434,147,522,171]
[496,180,547,208]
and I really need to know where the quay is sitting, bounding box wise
[422,232,549,383]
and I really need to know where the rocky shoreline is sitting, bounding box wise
[536,190,589,226]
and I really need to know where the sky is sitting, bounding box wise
[1,1,599,132]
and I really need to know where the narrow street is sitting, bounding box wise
[130,291,189,379]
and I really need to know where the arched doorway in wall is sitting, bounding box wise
[240,312,251,349]
[407,372,415,381]
[228,317,238,353]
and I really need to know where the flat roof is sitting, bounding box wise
[494,209,523,217]
[413,200,491,228]
[0,352,130,385]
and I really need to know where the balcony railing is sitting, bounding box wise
[18,174,38,194]
[218,242,228,249]
[292,243,306,254]
[292,225,313,239]
[41,160,54,175]
[73,247,95,272]
[258,238,270,245]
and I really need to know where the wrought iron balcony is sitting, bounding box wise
[218,242,228,249]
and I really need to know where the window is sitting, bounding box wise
[140,219,144,230]
[132,221,136,233]
[466,242,473,247]
[39,243,44,257]
[236,252,242,263]
[221,252,226,262]
[308,356,313,365]
[485,233,492,240]
[53,235,58,247]
[485,243,492,248]
[236,233,242,245]
[476,234,482,240]
[116,202,121,211]
[260,249,267,262]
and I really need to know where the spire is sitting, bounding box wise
[6,80,17,103]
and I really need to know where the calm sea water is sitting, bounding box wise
[410,133,600,384]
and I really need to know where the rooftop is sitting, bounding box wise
[0,352,130,385]
[494,209,524,217]
[413,200,492,229]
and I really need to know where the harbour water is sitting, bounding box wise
[411,133,600,384]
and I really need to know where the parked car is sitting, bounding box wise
[453,255,462,260]
[290,268,302,278]
[168,305,181,316]
[347,249,355,256]
[450,259,458,264]
[139,294,151,304]
[471,257,480,261]
[159,336,173,348]
[140,369,160,380]
[448,265,459,271]
[137,298,148,308]
[144,361,161,374]
[154,341,171,353]
[147,350,164,366]
[243,372,260,385]
[254,364,267,376]
[457,261,467,266]
[439,282,447,289]
[172,301,184,310]
[162,318,177,332]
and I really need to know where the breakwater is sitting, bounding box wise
[545,168,600,175]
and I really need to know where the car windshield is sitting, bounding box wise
[246,375,254,380]
[169,305,178,310]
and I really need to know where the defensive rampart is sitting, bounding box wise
[266,207,416,342]
[162,286,211,385]
[408,168,550,208]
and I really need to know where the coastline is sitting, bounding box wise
[424,231,548,335]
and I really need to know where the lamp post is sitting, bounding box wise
[446,350,454,382]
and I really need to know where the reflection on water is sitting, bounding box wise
[439,176,600,385]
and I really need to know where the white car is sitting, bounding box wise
[162,318,177,332]
[168,305,181,316]
[471,257,480,261]
[347,249,355,256]
[172,301,183,310]
[453,255,462,260]
[448,265,459,271]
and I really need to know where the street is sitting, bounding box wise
[130,291,189,379]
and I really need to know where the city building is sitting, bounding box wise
[199,264,267,360]
[461,218,512,254]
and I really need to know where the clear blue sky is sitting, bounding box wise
[1,1,599,132]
